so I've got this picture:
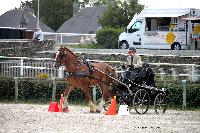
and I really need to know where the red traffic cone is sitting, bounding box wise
[59,94,64,112]
[48,102,59,112]
[105,96,117,115]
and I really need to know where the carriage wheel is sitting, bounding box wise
[154,93,167,114]
[133,89,150,114]
[103,100,111,112]
[103,100,120,112]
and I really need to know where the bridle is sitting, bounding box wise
[54,49,67,67]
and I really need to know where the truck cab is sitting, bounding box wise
[119,18,144,49]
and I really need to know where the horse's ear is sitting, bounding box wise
[63,46,68,51]
[64,46,68,50]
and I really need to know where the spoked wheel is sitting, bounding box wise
[103,100,120,112]
[103,100,111,112]
[154,93,167,114]
[133,89,150,114]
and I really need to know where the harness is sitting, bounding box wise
[83,60,94,76]
[66,59,112,87]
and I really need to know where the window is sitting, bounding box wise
[174,18,177,24]
[131,21,142,31]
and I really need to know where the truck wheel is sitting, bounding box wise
[119,41,129,49]
[171,42,181,50]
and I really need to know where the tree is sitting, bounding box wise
[18,0,96,31]
[18,0,143,31]
[32,0,75,31]
[18,0,76,31]
[98,0,144,28]
[18,0,33,9]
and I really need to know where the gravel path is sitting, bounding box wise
[0,103,200,133]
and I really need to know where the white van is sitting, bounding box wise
[118,8,200,50]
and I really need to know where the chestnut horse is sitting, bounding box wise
[54,47,116,112]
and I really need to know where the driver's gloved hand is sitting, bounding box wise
[121,64,126,69]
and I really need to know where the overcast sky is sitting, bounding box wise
[139,0,200,9]
[0,0,200,15]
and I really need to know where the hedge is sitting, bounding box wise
[0,77,101,104]
[96,28,124,49]
[0,77,199,108]
[156,80,200,108]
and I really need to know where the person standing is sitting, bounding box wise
[32,27,44,42]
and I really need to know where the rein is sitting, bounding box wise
[66,59,112,86]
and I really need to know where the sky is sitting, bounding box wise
[0,0,200,16]
[0,0,32,15]
[139,0,200,9]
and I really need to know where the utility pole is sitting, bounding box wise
[37,0,40,28]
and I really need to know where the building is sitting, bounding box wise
[56,6,106,44]
[0,8,54,39]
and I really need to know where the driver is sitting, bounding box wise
[123,47,142,80]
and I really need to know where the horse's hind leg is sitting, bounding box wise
[63,86,73,112]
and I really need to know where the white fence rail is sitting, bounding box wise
[0,56,65,78]
[43,32,96,44]
[0,56,200,81]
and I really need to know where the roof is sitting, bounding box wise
[138,8,191,18]
[0,9,54,32]
[182,16,200,22]
[57,6,106,33]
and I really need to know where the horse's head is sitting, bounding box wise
[54,47,67,69]
[54,47,77,69]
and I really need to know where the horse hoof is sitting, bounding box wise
[96,110,101,113]
[62,108,70,112]
[90,110,96,113]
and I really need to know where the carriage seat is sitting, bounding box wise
[123,62,155,87]
[137,64,155,87]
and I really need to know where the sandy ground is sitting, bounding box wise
[0,103,200,133]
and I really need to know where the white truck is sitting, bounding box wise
[118,8,200,50]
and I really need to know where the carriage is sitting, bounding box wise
[103,63,168,114]
[54,47,167,114]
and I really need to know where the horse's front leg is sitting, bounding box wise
[62,86,74,112]
[96,99,106,113]
[82,87,96,113]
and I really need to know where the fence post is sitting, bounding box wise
[182,80,187,110]
[58,67,63,78]
[14,77,18,103]
[191,65,195,81]
[172,68,178,80]
[52,77,56,102]
[60,34,63,44]
[159,68,166,81]
[92,86,97,104]
[191,65,200,82]
[20,58,24,76]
